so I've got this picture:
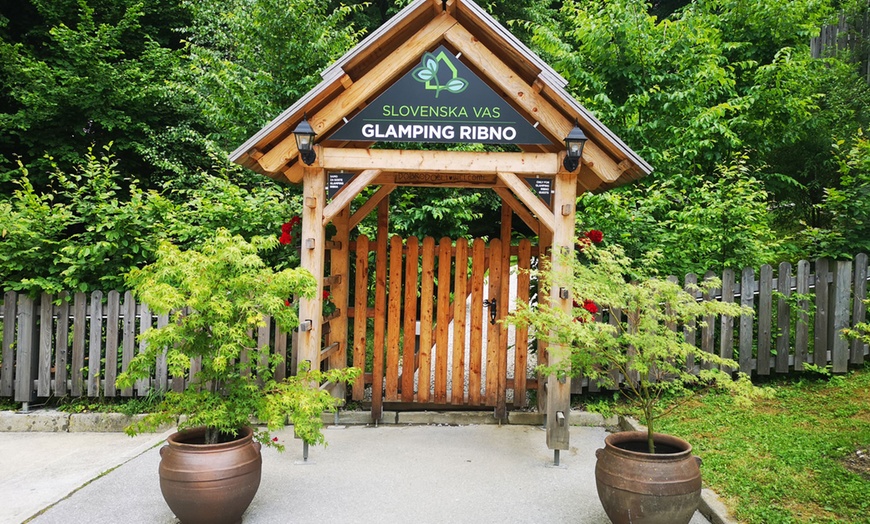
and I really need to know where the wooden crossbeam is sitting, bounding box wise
[323,169,380,226]
[492,186,539,235]
[496,172,555,233]
[320,148,559,175]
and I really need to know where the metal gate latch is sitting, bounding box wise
[483,298,497,325]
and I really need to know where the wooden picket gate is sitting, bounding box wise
[348,235,537,419]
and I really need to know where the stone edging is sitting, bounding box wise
[618,416,739,524]
[0,410,166,433]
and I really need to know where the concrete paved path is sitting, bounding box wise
[5,424,713,524]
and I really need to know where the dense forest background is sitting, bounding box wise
[2,0,870,294]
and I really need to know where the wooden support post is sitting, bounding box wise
[298,167,326,375]
[546,171,577,451]
[329,207,351,398]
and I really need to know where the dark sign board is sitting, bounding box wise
[329,45,549,146]
[327,172,355,199]
[525,177,553,207]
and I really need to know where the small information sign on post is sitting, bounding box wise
[327,172,355,199]
[525,177,553,207]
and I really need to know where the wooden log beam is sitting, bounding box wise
[492,186,539,235]
[322,169,380,226]
[320,147,560,175]
[350,184,396,230]
[496,172,555,233]
[443,24,627,183]
[257,14,458,174]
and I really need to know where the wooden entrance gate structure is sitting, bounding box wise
[231,0,652,452]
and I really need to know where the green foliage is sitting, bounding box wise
[115,229,360,447]
[578,157,780,276]
[509,243,767,452]
[658,365,870,523]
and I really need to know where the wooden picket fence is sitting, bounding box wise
[1,254,868,402]
[811,5,870,83]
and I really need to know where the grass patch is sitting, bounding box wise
[657,363,870,524]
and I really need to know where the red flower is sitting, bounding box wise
[279,232,292,245]
[575,237,592,252]
[281,222,292,233]
[284,299,291,307]
[272,437,279,442]
[322,290,330,300]
[583,300,598,315]
[585,230,604,244]
[290,216,301,226]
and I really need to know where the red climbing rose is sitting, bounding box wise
[585,229,604,244]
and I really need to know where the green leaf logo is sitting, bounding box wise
[412,51,468,98]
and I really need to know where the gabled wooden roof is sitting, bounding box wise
[229,0,652,191]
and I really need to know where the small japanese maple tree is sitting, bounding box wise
[116,228,359,448]
[510,242,762,453]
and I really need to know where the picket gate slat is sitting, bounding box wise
[370,232,388,418]
[513,240,531,408]
[434,238,452,404]
[351,236,370,401]
[468,239,485,405]
[485,239,503,407]
[55,293,70,396]
[417,237,436,403]
[776,263,793,374]
[450,239,468,405]
[385,235,403,401]
[401,237,419,402]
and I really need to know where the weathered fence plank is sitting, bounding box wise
[55,293,70,397]
[15,295,38,402]
[684,273,698,370]
[701,271,717,370]
[121,291,135,397]
[155,312,169,392]
[87,291,103,397]
[719,269,735,372]
[136,303,152,395]
[776,262,792,374]
[104,290,120,397]
[852,253,868,365]
[1,292,15,397]
[831,260,853,373]
[795,260,810,369]
[757,265,773,375]
[814,259,829,366]
[434,237,452,404]
[37,293,53,397]
[739,267,755,375]
[71,292,86,397]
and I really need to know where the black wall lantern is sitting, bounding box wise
[562,121,588,173]
[294,114,317,166]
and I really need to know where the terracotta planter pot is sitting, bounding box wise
[595,431,702,524]
[159,426,262,524]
